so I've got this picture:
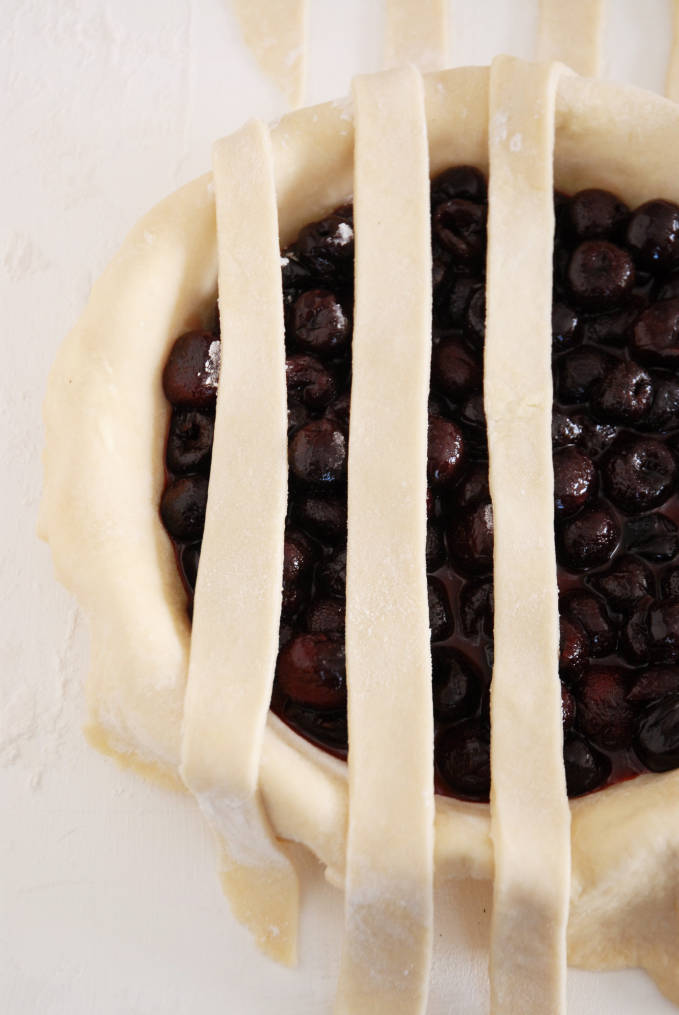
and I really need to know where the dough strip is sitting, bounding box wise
[485,56,571,1015]
[335,66,434,1015]
[384,0,448,71]
[667,0,679,101]
[230,0,308,108]
[536,0,604,77]
[181,119,298,965]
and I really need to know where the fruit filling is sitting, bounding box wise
[160,168,679,803]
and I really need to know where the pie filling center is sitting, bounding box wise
[159,165,679,803]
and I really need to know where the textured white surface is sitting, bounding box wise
[2,0,679,1012]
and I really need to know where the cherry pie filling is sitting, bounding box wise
[160,167,679,803]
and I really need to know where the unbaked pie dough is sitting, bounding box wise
[40,23,679,1015]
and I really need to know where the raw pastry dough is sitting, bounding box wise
[485,57,570,1015]
[336,66,434,1015]
[180,121,298,964]
[667,0,679,102]
[536,0,604,77]
[40,61,679,1011]
[230,0,308,108]
[384,0,448,71]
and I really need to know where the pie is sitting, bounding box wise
[40,59,679,1012]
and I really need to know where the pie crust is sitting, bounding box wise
[40,62,679,1010]
[486,58,570,1013]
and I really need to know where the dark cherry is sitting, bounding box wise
[286,354,336,410]
[317,547,347,596]
[602,434,676,514]
[181,543,201,591]
[296,213,354,275]
[431,165,487,206]
[426,486,436,518]
[432,647,482,721]
[281,249,314,294]
[645,375,679,431]
[567,240,634,311]
[552,411,583,448]
[435,720,491,801]
[275,633,346,709]
[621,597,652,664]
[647,598,679,663]
[658,270,679,301]
[166,409,214,474]
[579,295,647,348]
[465,286,486,349]
[160,475,208,541]
[568,188,629,241]
[306,597,345,634]
[559,500,620,572]
[432,199,486,266]
[622,597,679,666]
[292,290,350,357]
[574,666,636,750]
[561,684,577,731]
[553,241,570,289]
[162,331,220,408]
[426,523,446,572]
[281,582,307,620]
[624,513,679,562]
[632,298,679,366]
[427,415,466,488]
[452,463,490,509]
[459,392,487,436]
[325,392,351,429]
[554,189,570,231]
[628,667,679,704]
[587,554,653,612]
[428,576,454,641]
[563,731,612,797]
[432,244,451,292]
[294,494,347,542]
[431,337,481,400]
[556,347,613,404]
[662,565,679,598]
[552,302,581,352]
[559,615,589,682]
[573,416,619,459]
[459,578,494,639]
[634,693,679,771]
[591,360,653,423]
[561,590,616,658]
[553,446,595,515]
[289,419,347,487]
[287,400,310,436]
[283,530,315,588]
[447,500,494,577]
[281,700,348,752]
[626,199,679,271]
[446,274,477,326]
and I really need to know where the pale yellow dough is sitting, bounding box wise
[536,0,604,77]
[667,0,679,102]
[384,0,448,71]
[180,121,298,965]
[486,57,570,1015]
[230,0,308,108]
[336,67,434,1015]
[41,63,679,1010]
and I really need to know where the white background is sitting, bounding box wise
[2,0,679,1011]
